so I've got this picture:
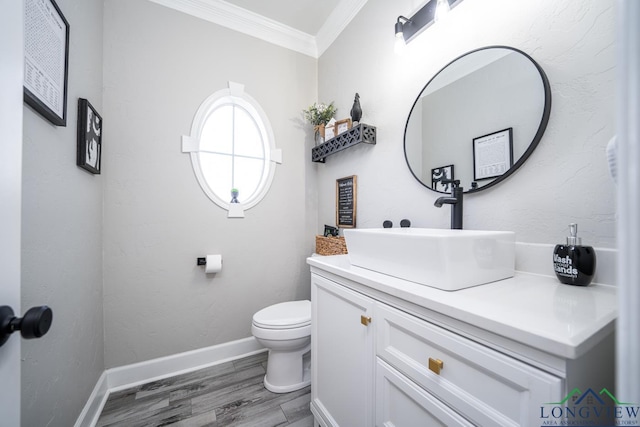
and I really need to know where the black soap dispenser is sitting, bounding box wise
[553,223,597,286]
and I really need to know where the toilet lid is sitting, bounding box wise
[253,300,311,329]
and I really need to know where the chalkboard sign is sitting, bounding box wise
[336,175,357,228]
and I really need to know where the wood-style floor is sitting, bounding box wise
[96,352,313,427]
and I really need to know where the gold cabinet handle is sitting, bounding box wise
[428,358,444,375]
[360,315,372,326]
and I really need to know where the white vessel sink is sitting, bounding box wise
[343,228,515,291]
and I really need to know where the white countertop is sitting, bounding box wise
[307,255,617,360]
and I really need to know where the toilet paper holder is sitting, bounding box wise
[197,255,223,273]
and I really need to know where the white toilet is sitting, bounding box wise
[251,300,311,393]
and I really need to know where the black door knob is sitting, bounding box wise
[0,305,53,347]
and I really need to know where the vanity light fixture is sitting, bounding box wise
[394,0,463,51]
[394,16,411,54]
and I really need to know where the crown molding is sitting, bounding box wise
[149,0,317,57]
[148,0,368,59]
[316,0,369,57]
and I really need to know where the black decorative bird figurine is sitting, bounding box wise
[350,93,362,124]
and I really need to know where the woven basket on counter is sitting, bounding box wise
[315,235,348,256]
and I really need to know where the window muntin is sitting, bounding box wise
[183,82,279,215]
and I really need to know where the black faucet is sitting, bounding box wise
[434,179,463,229]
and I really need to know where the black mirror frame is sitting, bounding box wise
[403,45,552,194]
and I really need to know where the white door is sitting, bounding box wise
[0,0,24,425]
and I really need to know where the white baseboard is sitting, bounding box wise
[75,336,265,427]
[74,371,109,427]
[105,336,265,391]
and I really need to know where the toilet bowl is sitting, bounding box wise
[251,300,311,393]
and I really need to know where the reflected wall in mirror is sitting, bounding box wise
[404,46,551,193]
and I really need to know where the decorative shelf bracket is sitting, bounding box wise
[311,123,377,163]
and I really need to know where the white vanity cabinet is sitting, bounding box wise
[311,274,375,427]
[375,303,561,426]
[308,255,617,427]
[375,359,474,426]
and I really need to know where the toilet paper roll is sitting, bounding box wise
[205,254,222,273]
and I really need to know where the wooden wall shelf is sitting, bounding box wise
[311,123,376,163]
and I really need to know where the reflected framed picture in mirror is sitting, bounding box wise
[432,165,454,192]
[473,128,513,181]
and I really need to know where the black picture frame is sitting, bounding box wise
[431,165,455,193]
[473,128,514,181]
[336,175,357,228]
[23,0,70,126]
[77,99,102,174]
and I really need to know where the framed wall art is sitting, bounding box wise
[473,128,514,181]
[77,98,102,174]
[336,175,357,228]
[431,165,455,193]
[335,118,352,135]
[324,125,335,140]
[24,0,70,126]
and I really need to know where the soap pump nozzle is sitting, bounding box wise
[554,222,596,286]
[567,223,582,246]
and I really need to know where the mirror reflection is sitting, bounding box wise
[404,46,551,193]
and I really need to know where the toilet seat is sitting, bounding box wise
[252,300,311,330]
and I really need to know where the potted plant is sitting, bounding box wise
[303,102,337,145]
[230,188,239,203]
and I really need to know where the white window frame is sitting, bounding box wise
[182,82,282,217]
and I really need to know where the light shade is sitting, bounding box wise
[434,0,451,22]
[394,15,411,55]
[395,20,404,37]
[394,33,407,55]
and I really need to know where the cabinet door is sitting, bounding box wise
[311,274,375,427]
[376,303,562,426]
[376,359,474,427]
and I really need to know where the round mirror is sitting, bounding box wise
[404,46,551,193]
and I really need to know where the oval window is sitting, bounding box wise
[183,82,281,216]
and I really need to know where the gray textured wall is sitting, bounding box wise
[317,0,616,248]
[102,0,318,368]
[21,0,105,425]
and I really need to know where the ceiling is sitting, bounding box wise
[224,0,342,36]
[149,0,369,58]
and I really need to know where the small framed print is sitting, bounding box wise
[335,118,352,135]
[473,128,513,181]
[336,175,357,228]
[77,98,102,174]
[324,125,335,140]
[431,165,455,193]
